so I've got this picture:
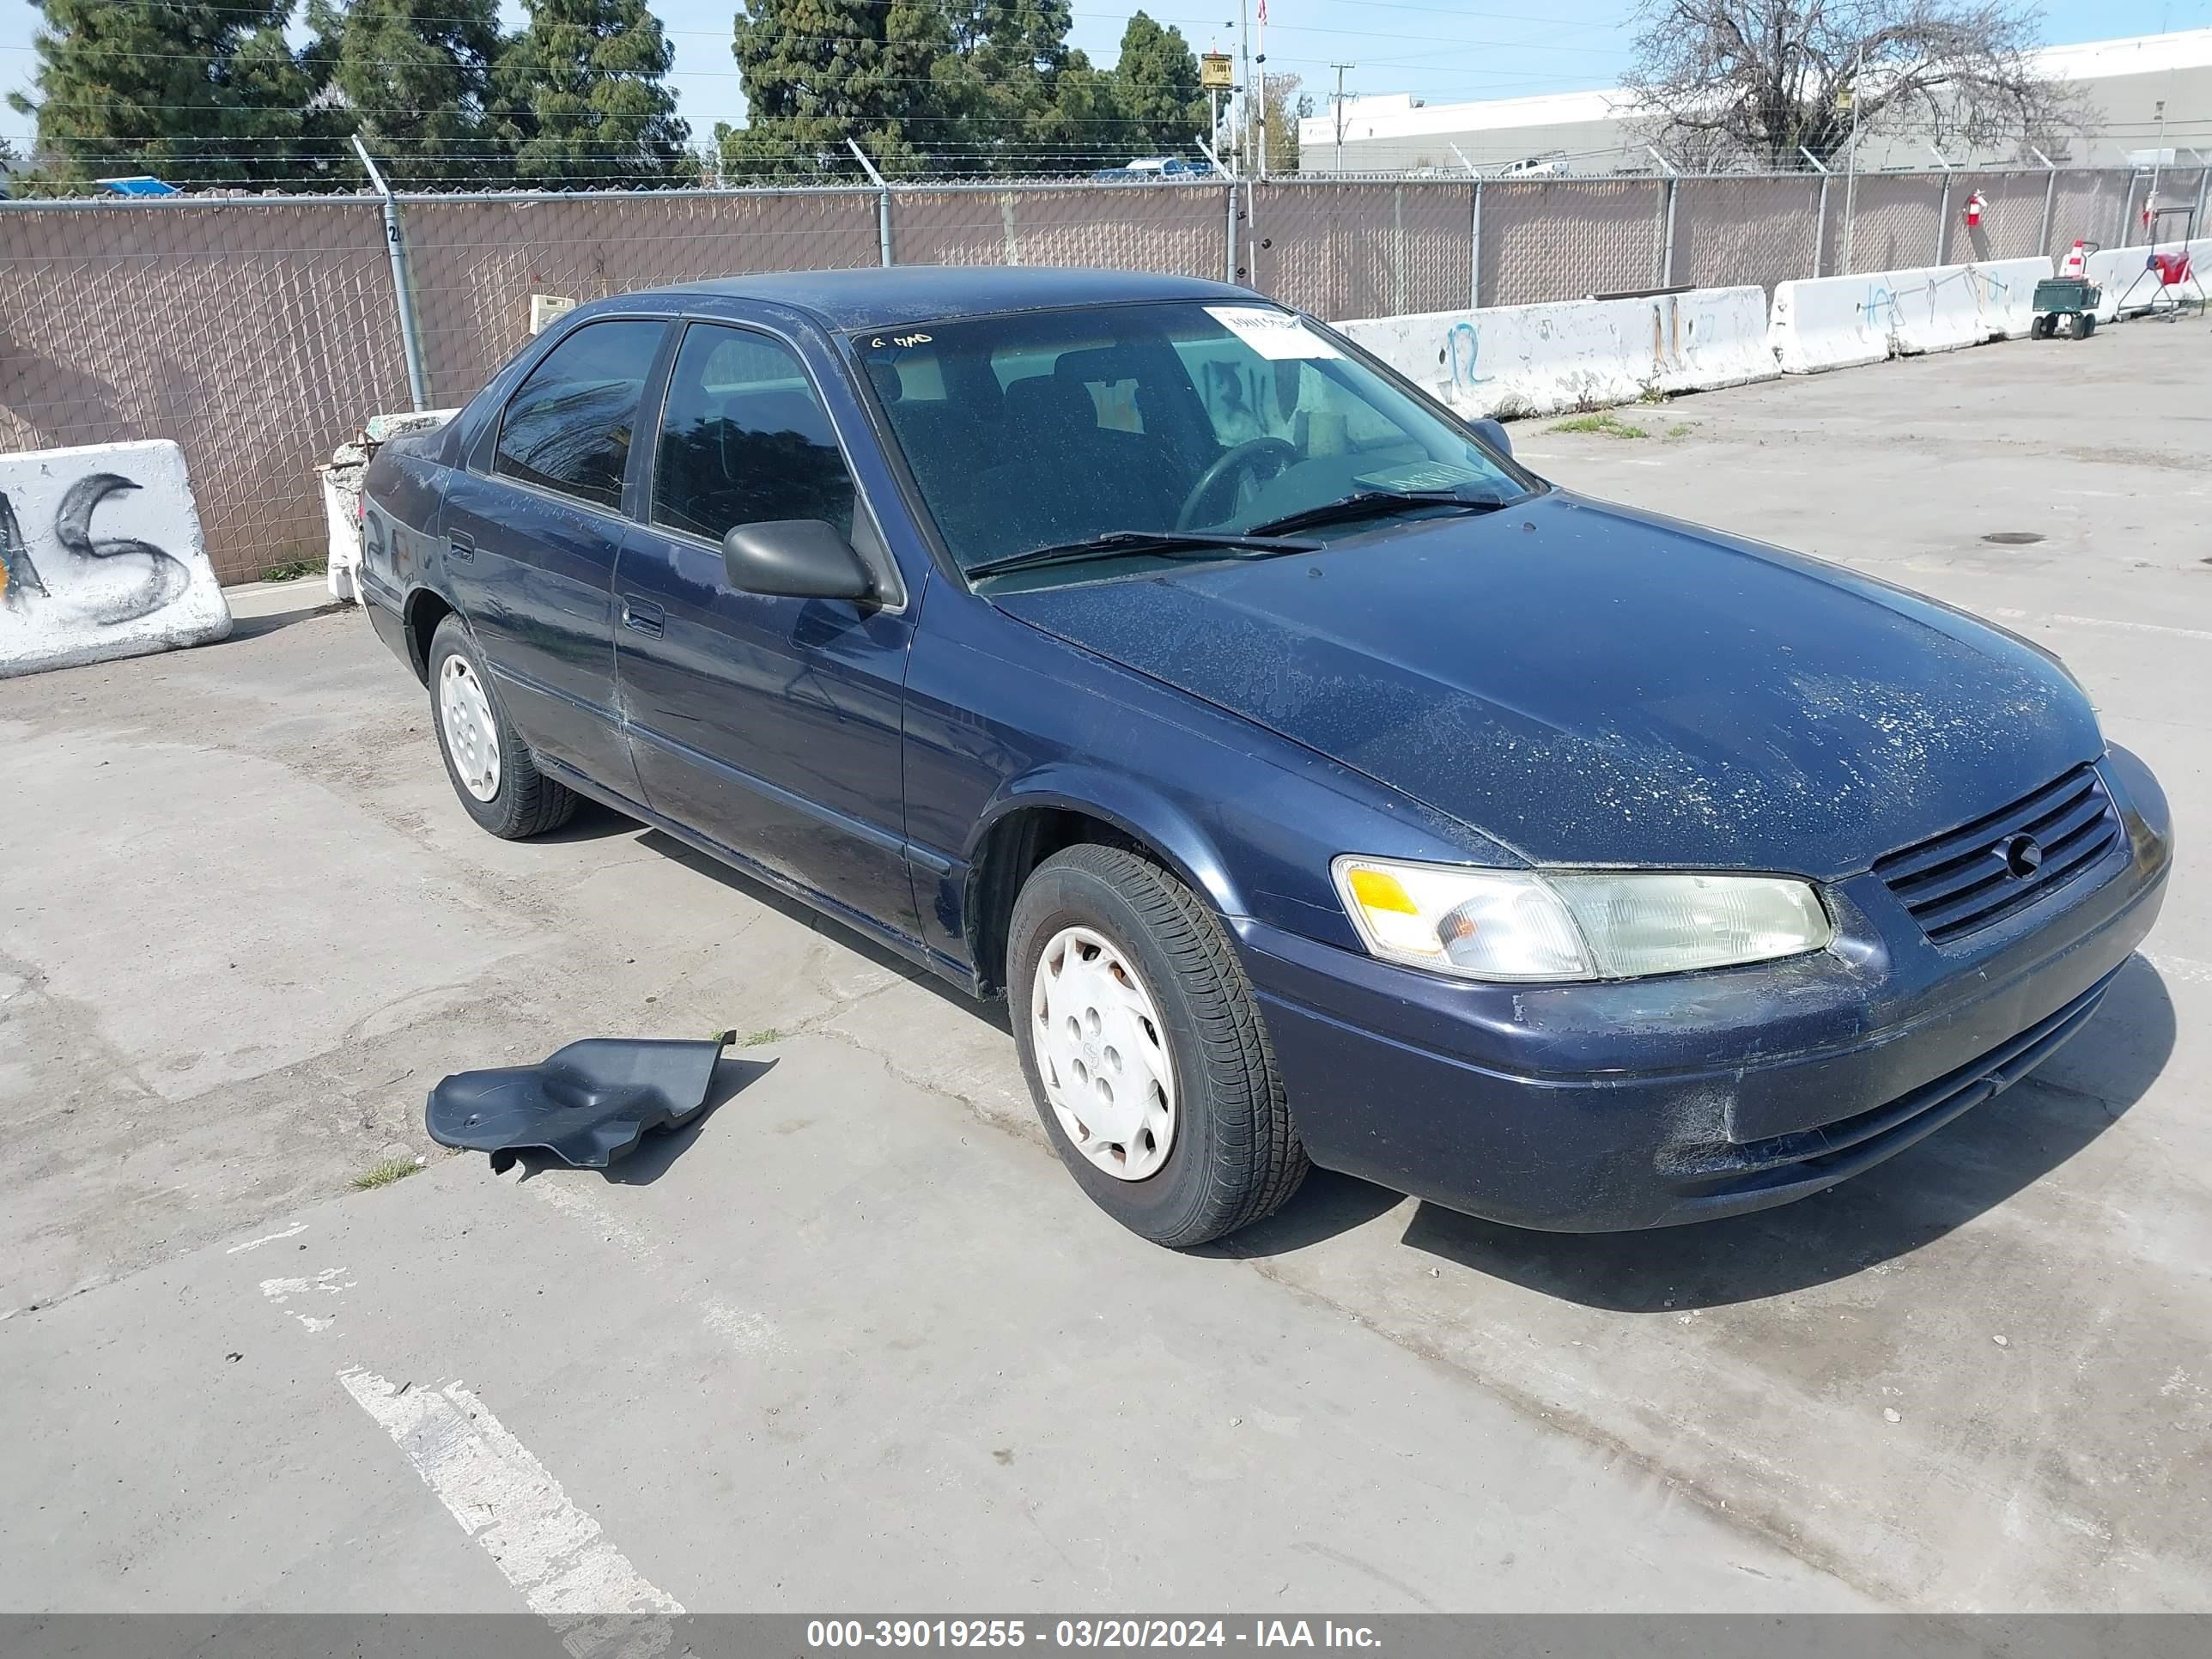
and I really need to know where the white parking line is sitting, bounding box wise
[1993,608,2212,644]
[260,1266,354,1334]
[226,1222,307,1254]
[341,1369,684,1642]
[529,1176,787,1357]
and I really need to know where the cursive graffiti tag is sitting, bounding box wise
[0,474,190,626]
[1444,320,1491,393]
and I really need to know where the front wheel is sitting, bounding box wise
[427,615,578,839]
[1008,844,1308,1247]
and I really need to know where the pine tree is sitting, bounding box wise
[1109,12,1206,160]
[307,0,505,187]
[726,0,952,179]
[10,0,336,190]
[937,0,1113,174]
[492,0,692,188]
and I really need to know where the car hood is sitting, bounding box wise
[989,493,2101,876]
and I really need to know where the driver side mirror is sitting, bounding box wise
[1467,416,1513,458]
[721,520,874,603]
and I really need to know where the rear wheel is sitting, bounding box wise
[427,615,578,839]
[1008,844,1307,1247]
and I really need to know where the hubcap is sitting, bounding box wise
[1030,925,1176,1181]
[438,655,501,802]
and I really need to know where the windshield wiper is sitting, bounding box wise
[965,527,1323,580]
[1243,489,1509,538]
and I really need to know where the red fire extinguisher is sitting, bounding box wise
[1963,190,1986,228]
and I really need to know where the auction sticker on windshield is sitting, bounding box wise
[1205,306,1344,361]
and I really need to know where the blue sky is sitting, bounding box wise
[3,0,2209,148]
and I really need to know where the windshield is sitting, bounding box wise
[851,300,1539,577]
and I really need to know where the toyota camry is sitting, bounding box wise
[359,267,2171,1247]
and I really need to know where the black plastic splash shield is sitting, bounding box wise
[426,1032,734,1171]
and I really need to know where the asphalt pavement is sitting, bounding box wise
[2,316,2207,1618]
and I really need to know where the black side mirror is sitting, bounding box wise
[1468,416,1513,459]
[721,520,874,602]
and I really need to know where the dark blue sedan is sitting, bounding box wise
[360,267,2171,1247]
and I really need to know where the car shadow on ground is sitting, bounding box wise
[526,799,655,845]
[1224,954,2175,1310]
[631,827,1014,1034]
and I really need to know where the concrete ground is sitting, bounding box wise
[2,317,2207,1619]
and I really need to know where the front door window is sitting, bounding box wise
[651,326,857,543]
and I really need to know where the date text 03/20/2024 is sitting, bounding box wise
[805,1620,1381,1649]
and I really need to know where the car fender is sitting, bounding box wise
[964,763,1249,921]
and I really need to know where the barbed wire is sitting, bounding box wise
[109,0,1638,30]
[2,155,2197,204]
[1,19,1627,60]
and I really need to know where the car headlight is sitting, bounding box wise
[1330,856,1832,982]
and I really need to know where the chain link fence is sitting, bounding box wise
[1,165,2197,583]
[0,199,414,580]
[403,190,884,404]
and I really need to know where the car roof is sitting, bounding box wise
[619,265,1260,331]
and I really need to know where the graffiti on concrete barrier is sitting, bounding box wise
[1445,320,1490,392]
[0,490,51,611]
[0,473,191,626]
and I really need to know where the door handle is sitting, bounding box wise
[447,531,475,562]
[621,597,665,637]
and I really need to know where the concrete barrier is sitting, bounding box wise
[2081,239,2212,320]
[1338,287,1777,421]
[1,441,232,679]
[1768,258,2051,374]
[321,408,457,604]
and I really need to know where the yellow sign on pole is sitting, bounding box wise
[1200,52,1234,90]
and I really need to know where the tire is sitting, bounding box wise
[426,614,578,839]
[1007,844,1308,1247]
[2079,313,2096,338]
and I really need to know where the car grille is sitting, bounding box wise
[1874,763,2122,945]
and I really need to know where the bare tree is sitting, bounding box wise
[1625,0,2082,171]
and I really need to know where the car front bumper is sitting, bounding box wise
[1235,748,2172,1232]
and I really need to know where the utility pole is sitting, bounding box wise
[2148,97,2168,241]
[1238,0,1254,180]
[1332,63,1355,174]
[1255,0,1267,181]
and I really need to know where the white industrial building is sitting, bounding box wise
[1297,27,2212,175]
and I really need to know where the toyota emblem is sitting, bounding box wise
[2002,834,2045,878]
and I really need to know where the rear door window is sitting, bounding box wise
[651,325,857,542]
[493,319,666,511]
